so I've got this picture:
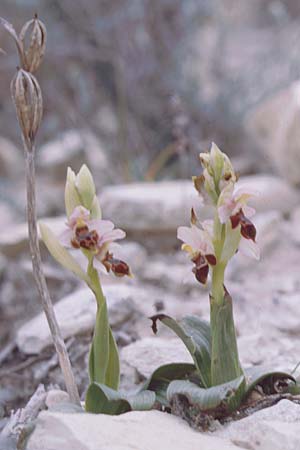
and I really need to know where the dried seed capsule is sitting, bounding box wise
[19,14,46,73]
[10,69,43,149]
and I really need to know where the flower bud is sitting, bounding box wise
[65,165,102,219]
[76,164,96,211]
[19,15,46,73]
[10,68,43,149]
[65,167,81,218]
[210,142,224,182]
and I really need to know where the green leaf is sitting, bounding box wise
[85,383,131,415]
[244,366,296,396]
[150,314,212,387]
[142,363,198,406]
[167,375,246,414]
[39,222,90,283]
[125,390,156,411]
[89,301,110,385]
[210,291,243,385]
[85,383,155,414]
[76,164,96,210]
[105,327,120,390]
[88,300,120,390]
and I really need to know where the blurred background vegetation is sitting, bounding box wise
[1,0,300,181]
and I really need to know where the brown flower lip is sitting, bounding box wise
[230,209,256,241]
[71,225,99,250]
[191,252,216,285]
[102,251,131,278]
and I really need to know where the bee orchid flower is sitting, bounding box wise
[59,205,130,277]
[177,223,217,284]
[218,183,260,260]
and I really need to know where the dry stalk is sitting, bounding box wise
[1,15,80,405]
[24,144,80,406]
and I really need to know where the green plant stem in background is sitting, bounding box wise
[87,261,120,390]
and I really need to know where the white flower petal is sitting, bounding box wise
[59,229,73,247]
[177,226,199,248]
[99,229,126,245]
[218,204,232,224]
[69,206,90,228]
[233,185,259,201]
[89,219,114,235]
[202,220,214,236]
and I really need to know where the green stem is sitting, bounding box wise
[210,208,243,385]
[211,263,226,305]
[87,257,105,305]
[87,258,120,389]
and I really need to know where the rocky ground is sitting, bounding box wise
[1,126,300,448]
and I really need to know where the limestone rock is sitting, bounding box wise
[27,410,241,450]
[245,81,300,185]
[38,130,109,184]
[215,399,300,450]
[237,175,299,215]
[0,217,65,257]
[113,241,148,273]
[45,390,70,409]
[100,181,198,232]
[0,137,23,178]
[100,176,299,242]
[16,285,143,355]
[121,337,192,380]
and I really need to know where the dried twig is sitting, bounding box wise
[0,384,46,447]
[1,15,80,405]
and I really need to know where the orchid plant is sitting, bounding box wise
[42,148,295,419]
[41,165,155,413]
[141,144,295,420]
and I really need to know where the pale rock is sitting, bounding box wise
[113,241,148,273]
[141,259,197,291]
[16,285,143,355]
[121,337,192,380]
[227,210,282,277]
[254,210,282,251]
[27,410,241,450]
[100,181,199,232]
[0,137,23,178]
[267,292,300,336]
[214,400,300,450]
[100,176,298,244]
[45,390,70,409]
[38,130,109,184]
[245,81,300,185]
[0,216,65,257]
[238,331,297,371]
[237,175,299,215]
[0,202,17,228]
